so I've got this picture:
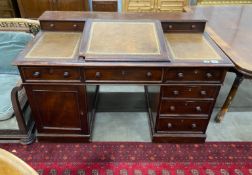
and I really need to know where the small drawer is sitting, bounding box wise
[161,85,220,99]
[21,67,81,82]
[160,100,213,115]
[93,1,117,12]
[0,0,10,8]
[85,68,162,82]
[40,21,84,31]
[162,22,205,33]
[164,68,225,83]
[157,118,208,132]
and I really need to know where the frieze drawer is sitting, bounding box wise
[161,85,220,99]
[159,100,213,115]
[156,118,208,132]
[162,22,205,33]
[85,68,163,82]
[164,68,225,83]
[21,67,82,82]
[40,21,84,31]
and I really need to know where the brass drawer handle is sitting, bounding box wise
[177,72,184,78]
[95,72,101,78]
[73,24,77,28]
[170,106,175,111]
[33,71,40,77]
[173,90,179,95]
[121,70,126,76]
[191,123,197,129]
[63,71,69,78]
[167,123,173,128]
[206,73,213,79]
[49,23,55,28]
[196,106,201,112]
[191,24,196,29]
[200,90,207,96]
[146,71,152,78]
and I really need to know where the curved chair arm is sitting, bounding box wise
[11,85,27,134]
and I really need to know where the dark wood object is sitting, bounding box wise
[92,0,117,12]
[13,11,233,143]
[0,0,19,17]
[17,0,89,18]
[192,6,252,122]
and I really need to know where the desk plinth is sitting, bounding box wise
[13,11,233,143]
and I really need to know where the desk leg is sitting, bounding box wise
[215,74,244,122]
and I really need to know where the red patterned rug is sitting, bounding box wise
[0,142,252,175]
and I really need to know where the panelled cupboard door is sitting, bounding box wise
[55,0,88,11]
[18,0,52,18]
[25,85,89,135]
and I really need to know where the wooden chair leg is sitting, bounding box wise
[11,85,35,144]
[215,74,244,123]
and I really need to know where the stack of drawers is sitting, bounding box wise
[153,68,226,142]
[0,0,16,17]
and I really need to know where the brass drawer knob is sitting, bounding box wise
[73,24,77,28]
[191,123,197,129]
[191,24,196,29]
[63,71,69,78]
[168,25,173,29]
[170,106,175,111]
[167,123,173,128]
[196,106,201,112]
[95,72,101,78]
[177,72,184,78]
[173,90,179,95]
[121,70,126,76]
[33,71,40,77]
[80,111,84,116]
[206,73,213,79]
[146,72,152,77]
[200,90,207,96]
[49,23,55,28]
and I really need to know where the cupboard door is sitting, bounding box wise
[55,0,88,11]
[25,85,89,135]
[18,0,52,18]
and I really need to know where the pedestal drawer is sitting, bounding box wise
[160,100,213,115]
[85,67,162,82]
[164,68,225,83]
[161,85,220,99]
[21,67,82,82]
[157,118,208,132]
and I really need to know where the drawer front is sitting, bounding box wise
[0,0,10,8]
[85,68,162,82]
[162,22,205,33]
[157,118,208,132]
[93,1,117,12]
[40,21,84,31]
[160,100,213,115]
[21,67,81,82]
[162,85,220,99]
[0,10,13,17]
[164,68,225,83]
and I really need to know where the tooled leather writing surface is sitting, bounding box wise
[86,22,160,55]
[25,32,81,60]
[166,33,221,61]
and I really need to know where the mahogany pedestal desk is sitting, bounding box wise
[13,11,233,143]
[192,6,252,122]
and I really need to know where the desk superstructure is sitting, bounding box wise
[14,12,233,143]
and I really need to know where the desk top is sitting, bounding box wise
[14,11,233,68]
[192,5,252,75]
